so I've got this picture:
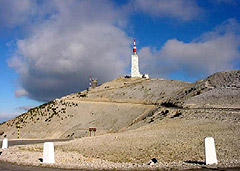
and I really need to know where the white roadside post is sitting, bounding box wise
[205,137,218,165]
[43,142,55,163]
[2,138,8,149]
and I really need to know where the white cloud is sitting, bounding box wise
[139,18,240,78]
[16,106,33,111]
[0,0,35,28]
[0,112,21,123]
[5,0,240,102]
[0,112,19,118]
[15,89,28,98]
[0,106,36,123]
[8,0,131,101]
[134,0,202,21]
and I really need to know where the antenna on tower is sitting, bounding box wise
[89,75,92,89]
[89,75,98,89]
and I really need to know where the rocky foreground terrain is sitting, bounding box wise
[0,70,240,170]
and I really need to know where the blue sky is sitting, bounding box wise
[1,0,240,122]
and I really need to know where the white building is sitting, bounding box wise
[131,39,142,78]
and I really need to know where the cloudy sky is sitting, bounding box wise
[1,0,240,122]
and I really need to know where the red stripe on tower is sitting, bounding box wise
[133,39,137,53]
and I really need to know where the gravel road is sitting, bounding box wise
[0,139,71,147]
[0,139,76,171]
[0,139,240,171]
[0,160,82,171]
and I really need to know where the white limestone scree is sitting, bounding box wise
[205,137,218,165]
[43,142,55,163]
[131,39,142,78]
[2,138,8,149]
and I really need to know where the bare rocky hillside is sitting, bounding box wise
[0,77,189,139]
[164,70,240,108]
[68,77,191,104]
[0,70,240,139]
[0,70,240,169]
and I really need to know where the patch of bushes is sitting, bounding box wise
[171,111,182,118]
[161,101,179,108]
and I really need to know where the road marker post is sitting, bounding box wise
[2,138,8,149]
[43,142,55,163]
[205,137,218,165]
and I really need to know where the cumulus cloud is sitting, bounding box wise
[134,0,202,21]
[5,0,240,103]
[0,0,35,28]
[8,0,131,101]
[139,18,240,79]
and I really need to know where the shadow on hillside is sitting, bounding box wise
[184,160,205,165]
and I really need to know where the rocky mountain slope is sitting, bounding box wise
[164,70,240,108]
[0,70,240,140]
[0,70,240,169]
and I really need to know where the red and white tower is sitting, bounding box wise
[131,39,142,77]
[133,39,137,55]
